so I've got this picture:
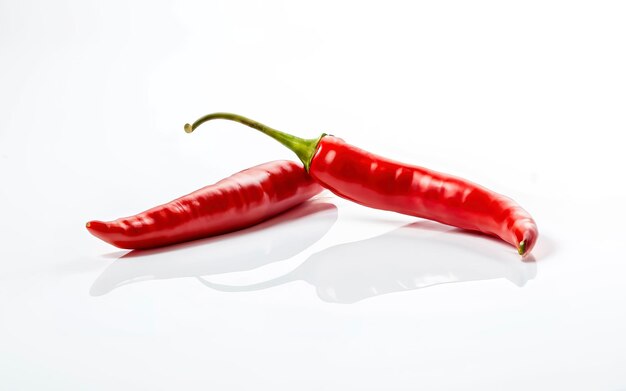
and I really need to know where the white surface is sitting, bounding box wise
[1,1,625,389]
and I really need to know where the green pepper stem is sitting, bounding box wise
[185,112,324,171]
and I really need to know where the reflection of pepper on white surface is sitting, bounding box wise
[199,220,537,303]
[90,200,337,296]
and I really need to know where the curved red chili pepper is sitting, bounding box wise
[185,113,538,256]
[86,160,322,249]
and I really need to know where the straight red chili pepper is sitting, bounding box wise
[185,113,538,256]
[86,160,322,249]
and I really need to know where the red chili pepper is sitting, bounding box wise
[86,160,322,249]
[185,113,538,256]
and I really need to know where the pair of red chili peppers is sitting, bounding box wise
[87,113,538,256]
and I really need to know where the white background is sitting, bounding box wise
[1,1,625,389]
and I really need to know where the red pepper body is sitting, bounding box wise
[184,112,539,256]
[87,160,322,249]
[309,136,538,255]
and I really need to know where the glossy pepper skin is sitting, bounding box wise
[185,113,538,256]
[311,136,538,255]
[87,160,322,249]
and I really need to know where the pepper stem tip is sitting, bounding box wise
[183,112,325,171]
